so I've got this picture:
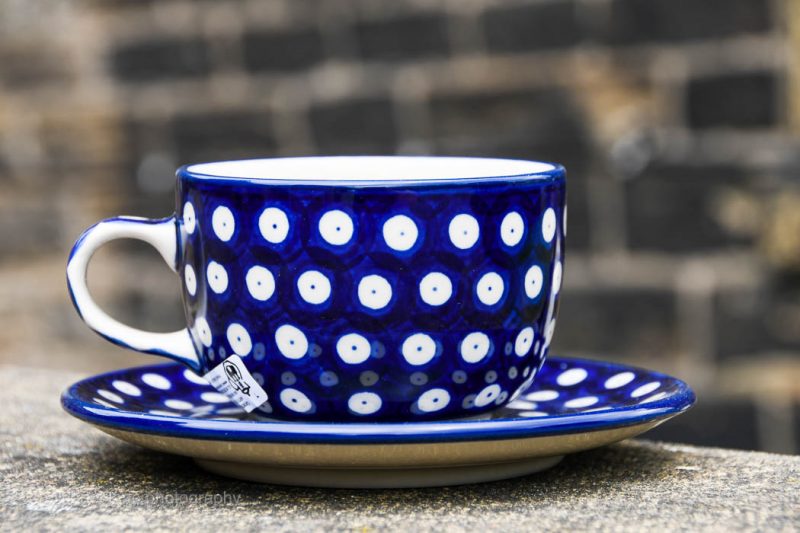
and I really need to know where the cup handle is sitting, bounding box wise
[66,216,200,371]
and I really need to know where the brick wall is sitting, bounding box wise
[1,0,799,452]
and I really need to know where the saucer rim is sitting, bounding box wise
[61,356,695,445]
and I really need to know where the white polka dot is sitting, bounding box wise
[474,384,502,407]
[500,211,525,246]
[280,388,313,413]
[216,407,245,415]
[183,369,209,385]
[259,207,290,244]
[206,261,228,294]
[194,317,212,348]
[552,262,563,295]
[275,324,308,360]
[226,323,252,356]
[382,214,418,251]
[542,208,557,243]
[631,381,661,398]
[524,265,544,299]
[460,332,491,364]
[149,409,180,417]
[336,333,371,365]
[142,373,171,390]
[419,272,452,306]
[520,411,548,417]
[297,270,331,305]
[212,205,235,242]
[564,396,599,409]
[526,390,559,401]
[639,391,668,404]
[556,368,588,387]
[544,319,557,348]
[514,327,534,356]
[348,392,382,415]
[93,398,119,409]
[182,202,196,234]
[246,266,275,301]
[164,399,193,410]
[201,392,230,404]
[357,275,393,310]
[417,388,450,413]
[184,265,197,296]
[448,213,480,249]
[508,399,538,410]
[604,372,635,390]
[401,333,437,366]
[319,209,354,245]
[475,272,504,306]
[112,380,141,397]
[98,389,124,404]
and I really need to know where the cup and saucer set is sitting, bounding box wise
[64,156,694,488]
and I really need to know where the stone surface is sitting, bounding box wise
[1,364,798,531]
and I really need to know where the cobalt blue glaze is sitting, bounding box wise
[174,157,566,421]
[61,357,695,444]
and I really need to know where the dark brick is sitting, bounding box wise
[686,72,778,129]
[712,287,770,359]
[0,47,70,89]
[483,1,581,52]
[550,286,677,357]
[172,111,277,164]
[0,199,62,262]
[355,14,449,62]
[646,397,761,451]
[604,0,772,45]
[243,28,324,72]
[310,98,397,154]
[712,276,800,360]
[109,38,211,82]
[625,164,752,252]
[428,89,590,172]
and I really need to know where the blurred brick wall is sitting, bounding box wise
[1,0,799,452]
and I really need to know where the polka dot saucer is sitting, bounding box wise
[61,356,694,488]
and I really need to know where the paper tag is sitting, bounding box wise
[203,355,268,413]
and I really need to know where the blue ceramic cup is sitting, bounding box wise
[67,156,566,421]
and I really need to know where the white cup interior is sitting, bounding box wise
[185,156,557,183]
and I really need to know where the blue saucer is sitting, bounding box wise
[63,356,693,442]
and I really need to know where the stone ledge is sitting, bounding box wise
[1,364,798,531]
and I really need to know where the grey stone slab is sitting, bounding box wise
[1,364,798,532]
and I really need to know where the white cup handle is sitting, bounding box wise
[66,216,200,371]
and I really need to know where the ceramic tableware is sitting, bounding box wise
[67,156,566,421]
[62,356,694,488]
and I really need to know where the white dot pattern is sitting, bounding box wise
[246,266,275,301]
[402,333,437,366]
[336,333,372,365]
[500,211,525,247]
[258,207,290,243]
[460,332,491,364]
[448,213,480,249]
[206,261,229,294]
[419,272,453,306]
[383,214,418,252]
[319,209,354,245]
[212,206,235,241]
[475,272,504,306]
[297,270,332,305]
[275,324,309,360]
[357,275,393,310]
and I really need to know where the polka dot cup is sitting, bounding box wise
[67,156,566,421]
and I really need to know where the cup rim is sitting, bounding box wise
[178,156,565,187]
